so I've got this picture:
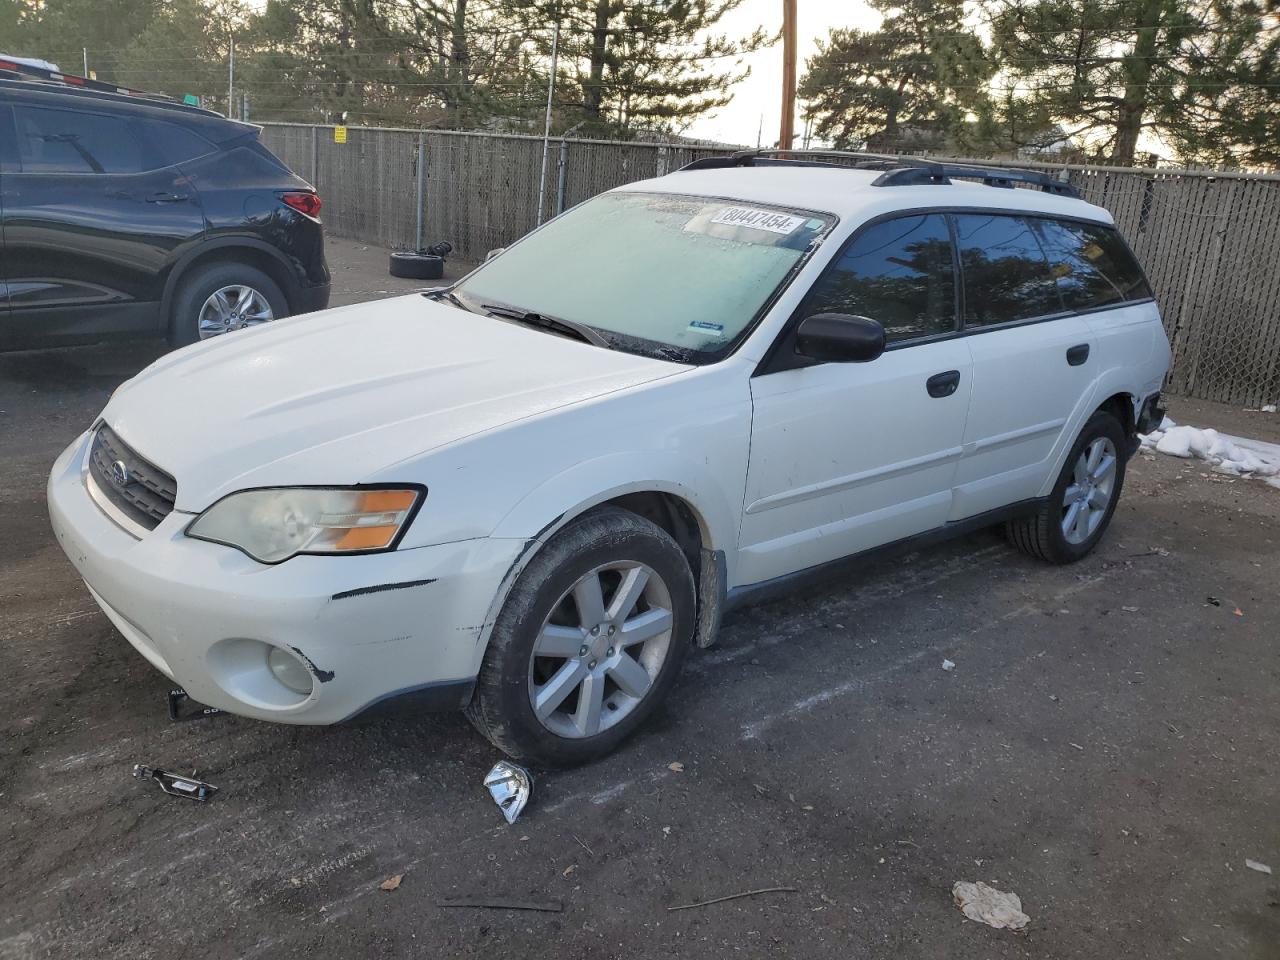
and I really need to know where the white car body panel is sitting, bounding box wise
[47,163,1172,726]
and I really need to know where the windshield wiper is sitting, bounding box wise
[480,303,611,349]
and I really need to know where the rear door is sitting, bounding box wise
[739,212,973,586]
[948,212,1094,519]
[2,102,206,344]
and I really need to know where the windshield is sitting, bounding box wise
[454,191,834,361]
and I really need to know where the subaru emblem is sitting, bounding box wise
[110,459,130,487]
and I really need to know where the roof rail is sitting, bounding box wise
[677,148,1079,199]
[0,56,180,105]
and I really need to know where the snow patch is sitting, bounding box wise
[1139,417,1280,489]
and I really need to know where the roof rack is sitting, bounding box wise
[678,149,1079,199]
[0,56,180,105]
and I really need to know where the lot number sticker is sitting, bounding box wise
[710,207,805,234]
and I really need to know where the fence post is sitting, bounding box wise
[657,145,669,177]
[556,139,569,215]
[415,131,426,251]
[310,126,318,187]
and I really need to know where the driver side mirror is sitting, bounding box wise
[795,313,886,363]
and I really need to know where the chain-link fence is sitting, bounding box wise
[259,122,1280,409]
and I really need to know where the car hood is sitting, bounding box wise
[104,295,686,511]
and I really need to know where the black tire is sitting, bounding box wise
[1005,410,1128,564]
[466,507,696,768]
[389,251,444,280]
[169,262,288,347]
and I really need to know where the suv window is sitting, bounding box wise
[13,105,145,174]
[954,214,1062,326]
[145,119,218,166]
[1034,218,1153,308]
[802,214,956,342]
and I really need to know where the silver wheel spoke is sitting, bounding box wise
[573,672,605,736]
[1086,439,1105,472]
[535,624,584,658]
[618,607,672,647]
[607,566,649,622]
[607,653,651,699]
[1072,503,1092,540]
[1062,501,1083,538]
[573,574,606,627]
[1087,488,1109,510]
[1091,454,1116,484]
[534,660,587,720]
[1073,454,1089,485]
[1064,483,1085,502]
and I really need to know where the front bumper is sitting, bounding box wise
[47,431,523,724]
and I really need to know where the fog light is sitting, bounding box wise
[267,646,313,695]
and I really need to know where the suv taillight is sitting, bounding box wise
[280,191,321,219]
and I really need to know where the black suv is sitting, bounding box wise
[0,60,330,349]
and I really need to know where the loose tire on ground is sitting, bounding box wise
[466,506,696,768]
[1005,410,1128,564]
[169,262,288,347]
[389,251,444,280]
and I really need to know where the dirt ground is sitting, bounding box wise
[1,237,1278,959]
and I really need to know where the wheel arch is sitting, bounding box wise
[161,237,302,329]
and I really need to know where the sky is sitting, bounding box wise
[683,0,880,146]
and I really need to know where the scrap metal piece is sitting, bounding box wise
[133,764,218,802]
[167,688,223,723]
[484,760,532,824]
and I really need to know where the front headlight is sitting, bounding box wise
[186,487,424,564]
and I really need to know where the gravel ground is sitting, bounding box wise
[1,237,1277,959]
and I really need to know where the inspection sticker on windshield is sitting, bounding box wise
[688,320,725,337]
[710,207,806,234]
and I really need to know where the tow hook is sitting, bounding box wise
[132,764,219,802]
[167,687,223,723]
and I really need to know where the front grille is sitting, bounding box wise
[87,425,177,530]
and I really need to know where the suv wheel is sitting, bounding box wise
[466,507,695,767]
[1006,410,1127,564]
[170,262,288,346]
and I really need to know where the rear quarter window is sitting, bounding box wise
[144,119,219,166]
[1033,218,1153,309]
[954,213,1063,326]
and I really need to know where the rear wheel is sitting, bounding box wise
[466,507,695,767]
[170,262,288,346]
[1006,410,1127,564]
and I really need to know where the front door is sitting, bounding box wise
[2,102,205,344]
[738,213,973,587]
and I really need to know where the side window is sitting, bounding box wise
[1035,218,1152,308]
[802,214,956,343]
[145,120,218,166]
[13,106,145,174]
[954,214,1063,326]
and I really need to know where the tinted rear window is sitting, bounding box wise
[145,119,219,166]
[1034,218,1152,308]
[13,105,145,173]
[954,214,1063,326]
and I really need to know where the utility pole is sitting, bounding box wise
[536,16,561,226]
[779,0,797,151]
[227,35,235,119]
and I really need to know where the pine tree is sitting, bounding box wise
[798,0,993,152]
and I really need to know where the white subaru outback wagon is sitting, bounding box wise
[49,152,1171,767]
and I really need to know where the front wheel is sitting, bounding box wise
[466,507,695,767]
[1006,410,1127,564]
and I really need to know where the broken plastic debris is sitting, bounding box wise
[668,761,685,773]
[942,659,956,672]
[1245,859,1273,875]
[132,764,218,802]
[952,881,1030,930]
[484,760,532,824]
[379,873,404,891]
[1261,404,1277,414]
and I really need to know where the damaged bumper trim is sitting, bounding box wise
[341,678,476,722]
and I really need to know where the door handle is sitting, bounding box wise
[1066,343,1090,366]
[146,192,190,203]
[926,370,961,398]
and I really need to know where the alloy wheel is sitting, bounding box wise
[1062,436,1117,544]
[197,284,275,339]
[527,561,674,739]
